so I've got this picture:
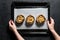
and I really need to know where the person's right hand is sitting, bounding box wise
[47,17,55,31]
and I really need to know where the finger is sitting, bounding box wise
[10,20,13,25]
[9,20,12,26]
[46,20,50,25]
[50,17,54,24]
[47,21,49,25]
[11,20,15,25]
[9,20,13,25]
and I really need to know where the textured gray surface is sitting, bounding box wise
[0,0,60,40]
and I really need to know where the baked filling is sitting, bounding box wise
[16,15,24,23]
[36,15,45,24]
[26,15,34,24]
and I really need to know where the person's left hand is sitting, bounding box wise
[9,20,17,31]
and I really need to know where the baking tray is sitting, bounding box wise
[11,2,50,34]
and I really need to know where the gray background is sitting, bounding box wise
[0,0,60,40]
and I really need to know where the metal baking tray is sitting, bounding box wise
[11,2,50,34]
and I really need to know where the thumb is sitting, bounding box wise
[10,20,14,25]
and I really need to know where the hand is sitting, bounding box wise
[47,17,60,40]
[9,20,17,31]
[47,17,55,31]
